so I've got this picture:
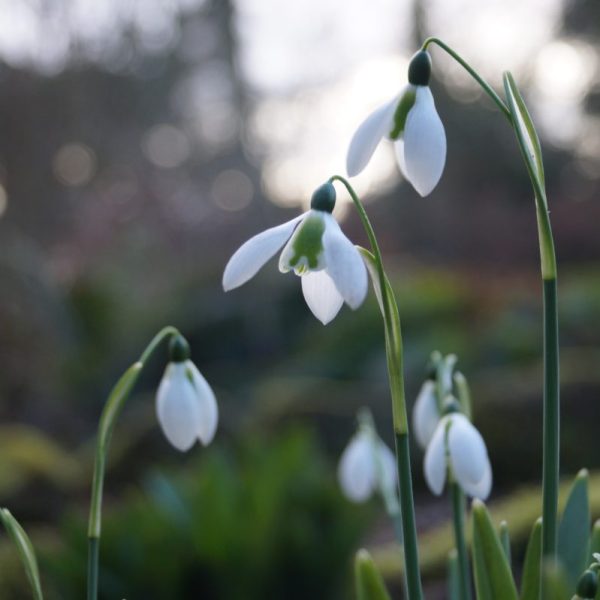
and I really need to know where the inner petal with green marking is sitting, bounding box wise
[279,212,326,275]
[389,87,416,140]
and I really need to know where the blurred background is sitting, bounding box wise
[0,0,599,597]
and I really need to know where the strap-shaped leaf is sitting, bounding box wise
[448,549,461,600]
[503,71,545,191]
[354,549,392,600]
[500,521,511,566]
[520,517,542,600]
[541,561,570,600]
[471,500,518,600]
[557,469,591,590]
[589,519,600,560]
[0,508,44,600]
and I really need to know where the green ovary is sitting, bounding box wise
[287,215,325,273]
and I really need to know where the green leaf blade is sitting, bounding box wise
[0,508,44,600]
[557,469,591,590]
[354,549,392,600]
[471,500,518,600]
[520,517,542,600]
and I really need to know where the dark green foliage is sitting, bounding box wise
[40,430,369,600]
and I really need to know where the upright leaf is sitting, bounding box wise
[0,508,44,600]
[557,469,591,590]
[499,521,511,567]
[354,549,392,600]
[448,549,461,600]
[471,500,518,600]
[520,517,542,600]
[542,561,571,600]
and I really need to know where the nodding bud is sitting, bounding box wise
[442,395,461,415]
[408,50,432,86]
[168,334,190,363]
[310,182,336,213]
[577,570,598,599]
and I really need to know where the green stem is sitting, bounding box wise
[450,482,472,600]
[331,175,423,600]
[542,278,559,558]
[421,37,512,122]
[86,325,180,600]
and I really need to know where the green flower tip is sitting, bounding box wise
[169,334,190,363]
[576,570,598,599]
[408,50,432,86]
[311,182,336,213]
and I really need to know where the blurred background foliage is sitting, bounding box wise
[0,0,600,598]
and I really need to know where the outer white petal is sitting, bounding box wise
[447,414,491,499]
[413,380,440,449]
[301,270,344,325]
[156,363,202,452]
[469,456,493,501]
[187,361,219,446]
[423,416,449,495]
[393,138,409,181]
[403,86,446,197]
[346,96,398,176]
[322,214,368,309]
[222,213,306,291]
[338,433,376,502]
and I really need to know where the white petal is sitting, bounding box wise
[394,138,409,180]
[403,86,446,197]
[375,441,398,493]
[412,380,441,449]
[279,210,326,274]
[322,214,368,309]
[346,96,398,177]
[156,363,202,452]
[301,270,344,325]
[187,361,219,446]
[338,433,376,502]
[423,416,449,495]
[447,414,491,499]
[469,457,493,501]
[222,214,305,291]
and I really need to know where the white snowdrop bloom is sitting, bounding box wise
[338,429,397,503]
[223,182,368,325]
[156,358,218,452]
[346,50,446,197]
[424,412,492,500]
[412,380,441,449]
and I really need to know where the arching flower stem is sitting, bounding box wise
[330,175,423,600]
[421,37,512,122]
[87,325,181,600]
[418,40,560,563]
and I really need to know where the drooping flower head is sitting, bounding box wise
[337,410,397,503]
[223,182,368,325]
[346,50,447,197]
[423,399,492,500]
[156,335,219,452]
[412,379,441,449]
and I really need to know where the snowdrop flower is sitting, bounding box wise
[346,50,446,197]
[412,379,441,449]
[156,336,218,452]
[223,182,368,325]
[424,412,492,500]
[338,424,397,503]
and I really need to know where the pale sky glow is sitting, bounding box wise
[0,0,598,207]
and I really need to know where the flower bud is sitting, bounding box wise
[576,570,598,599]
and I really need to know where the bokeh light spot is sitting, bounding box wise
[211,169,254,211]
[142,124,191,169]
[53,143,97,187]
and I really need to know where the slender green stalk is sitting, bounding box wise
[450,482,472,600]
[420,39,560,562]
[86,325,180,600]
[421,37,512,122]
[331,175,423,600]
